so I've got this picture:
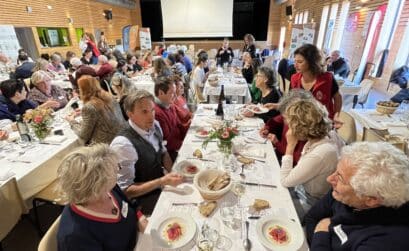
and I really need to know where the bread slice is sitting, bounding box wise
[193,149,203,159]
[199,201,217,217]
[253,199,270,211]
[237,156,255,165]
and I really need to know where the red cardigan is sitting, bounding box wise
[265,114,306,165]
[290,72,335,119]
[154,103,188,154]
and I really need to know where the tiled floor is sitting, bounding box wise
[1,88,393,251]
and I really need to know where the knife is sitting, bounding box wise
[186,157,215,162]
[242,182,277,188]
[172,202,198,206]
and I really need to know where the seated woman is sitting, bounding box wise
[47,54,66,74]
[242,66,281,122]
[29,70,68,110]
[126,53,142,75]
[152,57,172,79]
[65,76,126,144]
[81,48,93,65]
[141,51,153,69]
[172,75,192,126]
[280,99,339,212]
[57,144,147,251]
[111,74,137,120]
[190,52,208,103]
[32,58,54,78]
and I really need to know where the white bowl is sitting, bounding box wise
[193,169,232,200]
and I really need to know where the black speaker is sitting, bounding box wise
[104,10,112,20]
[286,6,292,16]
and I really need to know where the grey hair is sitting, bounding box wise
[98,55,108,63]
[258,66,278,89]
[31,70,51,86]
[57,144,118,204]
[111,74,137,96]
[50,53,61,62]
[278,89,314,113]
[342,142,409,208]
[331,50,341,57]
[32,58,49,72]
[70,57,82,68]
[123,89,154,113]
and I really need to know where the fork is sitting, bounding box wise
[239,164,246,179]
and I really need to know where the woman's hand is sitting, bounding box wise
[64,112,76,123]
[267,133,278,144]
[285,128,298,155]
[314,218,331,233]
[42,99,60,109]
[263,103,278,111]
[259,126,269,138]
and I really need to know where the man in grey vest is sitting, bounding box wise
[110,90,184,215]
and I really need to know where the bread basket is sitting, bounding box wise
[376,104,398,115]
[193,169,232,200]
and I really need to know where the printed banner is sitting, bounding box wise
[139,28,151,51]
[0,25,21,61]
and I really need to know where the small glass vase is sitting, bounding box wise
[218,139,232,157]
[33,128,50,142]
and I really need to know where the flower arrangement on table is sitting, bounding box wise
[23,107,54,141]
[202,122,239,156]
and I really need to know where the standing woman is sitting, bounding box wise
[243,34,256,59]
[65,76,125,144]
[84,33,101,65]
[290,44,342,120]
[190,52,208,103]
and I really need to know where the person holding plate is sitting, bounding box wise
[242,66,281,122]
[305,142,409,250]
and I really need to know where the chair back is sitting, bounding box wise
[357,79,373,105]
[38,216,61,251]
[262,56,274,68]
[337,111,357,144]
[278,75,290,95]
[0,177,27,241]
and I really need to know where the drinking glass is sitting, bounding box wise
[231,181,246,206]
[220,202,242,230]
[201,219,232,250]
[399,100,409,124]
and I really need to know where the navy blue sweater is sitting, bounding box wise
[305,191,409,251]
[57,188,137,251]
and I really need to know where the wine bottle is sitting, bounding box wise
[15,115,31,142]
[215,84,225,119]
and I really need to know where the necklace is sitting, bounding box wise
[107,193,118,215]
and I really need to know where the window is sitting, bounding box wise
[303,10,309,24]
[37,27,71,47]
[331,1,350,51]
[75,28,84,44]
[298,12,304,24]
[294,13,300,24]
[316,5,330,49]
[278,26,286,54]
[322,3,339,51]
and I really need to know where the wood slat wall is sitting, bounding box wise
[0,0,141,56]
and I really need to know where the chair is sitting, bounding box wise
[0,178,28,249]
[38,216,61,251]
[362,127,388,142]
[278,75,290,95]
[32,180,66,236]
[262,56,274,68]
[336,112,357,144]
[352,79,373,108]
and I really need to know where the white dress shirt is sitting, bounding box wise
[110,119,166,190]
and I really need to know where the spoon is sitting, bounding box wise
[243,221,251,251]
[239,164,245,179]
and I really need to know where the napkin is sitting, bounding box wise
[6,132,20,142]
[43,135,67,144]
[243,130,266,143]
[238,146,266,159]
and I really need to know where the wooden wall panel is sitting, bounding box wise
[0,0,141,56]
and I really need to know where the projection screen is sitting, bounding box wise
[161,0,234,38]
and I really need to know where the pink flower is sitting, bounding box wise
[33,115,43,124]
[221,131,229,139]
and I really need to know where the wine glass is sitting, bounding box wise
[201,218,232,250]
[232,181,246,207]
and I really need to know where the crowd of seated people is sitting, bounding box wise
[1,37,408,251]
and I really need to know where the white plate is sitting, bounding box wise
[195,129,210,138]
[174,159,203,178]
[151,213,197,250]
[256,215,304,251]
[247,105,269,114]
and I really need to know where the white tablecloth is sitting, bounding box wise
[339,79,361,96]
[52,78,73,89]
[136,104,307,251]
[131,75,155,95]
[0,123,81,200]
[203,73,251,104]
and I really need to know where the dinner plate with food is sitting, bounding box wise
[151,213,197,250]
[256,215,304,251]
[174,159,202,178]
[246,104,269,114]
[195,128,210,138]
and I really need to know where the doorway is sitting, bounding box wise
[14,27,39,59]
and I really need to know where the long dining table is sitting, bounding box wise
[136,104,308,250]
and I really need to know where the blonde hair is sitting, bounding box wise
[31,70,51,86]
[57,144,118,204]
[32,58,49,72]
[285,99,331,140]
